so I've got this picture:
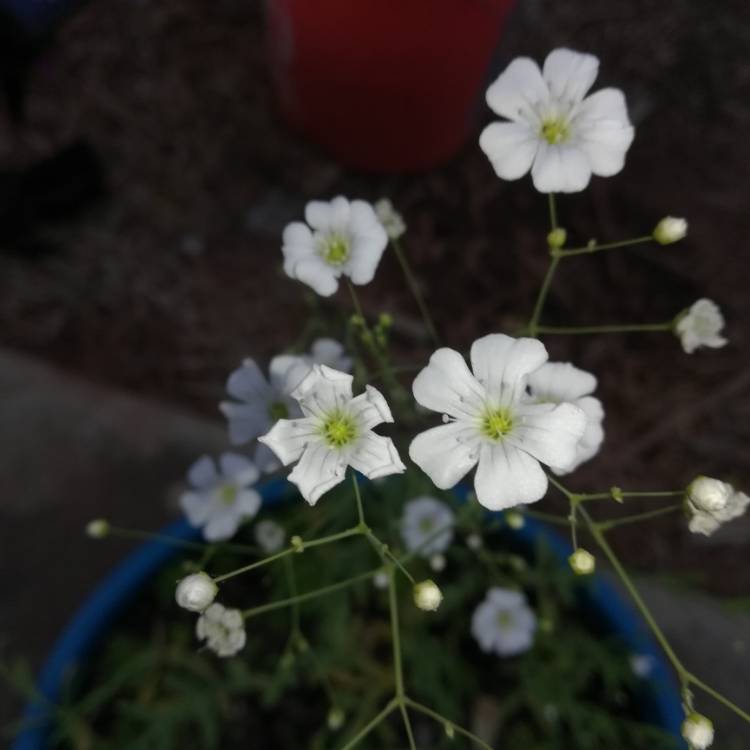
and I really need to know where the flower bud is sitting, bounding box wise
[429,553,446,572]
[373,570,389,589]
[85,519,109,539]
[687,476,731,513]
[505,511,525,530]
[466,533,483,551]
[568,548,595,576]
[175,572,218,612]
[681,712,714,749]
[290,535,305,553]
[327,706,345,731]
[653,216,687,245]
[413,580,443,612]
[547,227,567,250]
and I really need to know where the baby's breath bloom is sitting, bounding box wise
[373,570,389,589]
[681,712,714,750]
[400,496,455,556]
[569,548,596,575]
[282,196,388,296]
[409,334,586,511]
[471,588,536,657]
[430,553,446,572]
[653,216,687,245]
[196,603,246,657]
[479,48,634,193]
[413,580,443,611]
[85,519,109,539]
[374,198,406,240]
[259,365,405,506]
[254,519,285,554]
[175,572,218,612]
[527,362,604,474]
[675,299,727,354]
[685,476,749,536]
[180,454,261,541]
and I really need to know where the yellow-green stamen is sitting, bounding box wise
[322,234,350,266]
[320,412,358,448]
[480,408,515,441]
[541,119,570,145]
[497,611,514,629]
[219,484,238,505]
[268,401,289,421]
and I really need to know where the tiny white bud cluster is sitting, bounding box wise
[653,216,687,245]
[196,603,246,657]
[175,572,218,612]
[85,519,110,539]
[685,476,749,536]
[413,580,443,611]
[568,548,596,575]
[681,712,714,749]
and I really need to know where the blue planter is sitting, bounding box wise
[14,479,685,749]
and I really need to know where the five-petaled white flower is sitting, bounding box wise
[196,603,247,657]
[254,519,286,554]
[180,453,261,541]
[479,48,634,193]
[375,198,407,240]
[409,334,587,511]
[400,496,455,556]
[471,588,537,657]
[527,362,604,474]
[685,476,749,536]
[282,196,388,296]
[258,365,406,505]
[675,299,727,354]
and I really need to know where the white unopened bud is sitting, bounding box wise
[413,579,443,612]
[653,216,687,245]
[681,712,714,749]
[429,553,446,572]
[373,570,389,589]
[175,572,218,612]
[327,706,345,731]
[505,511,525,530]
[466,533,483,551]
[85,519,109,539]
[568,548,595,576]
[687,476,731,513]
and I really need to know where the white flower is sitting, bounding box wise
[681,713,714,750]
[471,588,537,657]
[653,216,687,245]
[686,477,749,536]
[675,299,727,354]
[527,361,604,474]
[282,196,388,296]
[373,570,389,589]
[479,48,634,193]
[306,338,353,373]
[430,554,446,572]
[568,548,596,575]
[258,365,406,505]
[630,653,654,678]
[175,572,218,612]
[374,198,406,240]
[180,454,262,541]
[409,334,587,511]
[413,580,443,611]
[85,519,109,539]
[254,519,285,554]
[196,603,246,657]
[400,496,455,556]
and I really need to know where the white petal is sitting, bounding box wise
[281,221,315,264]
[409,421,480,490]
[577,121,634,177]
[292,364,354,417]
[473,442,547,510]
[219,453,259,486]
[235,489,262,517]
[269,354,309,394]
[510,402,587,469]
[305,199,334,230]
[288,440,346,505]
[531,143,592,193]
[485,57,549,122]
[348,433,406,480]
[225,359,272,403]
[479,121,540,181]
[349,385,394,430]
[328,195,351,231]
[470,334,548,406]
[310,338,352,372]
[288,256,340,296]
[254,442,282,473]
[487,588,525,608]
[412,348,486,420]
[180,490,212,526]
[345,204,388,285]
[203,509,242,542]
[187,455,218,489]
[219,401,271,445]
[543,48,599,104]
[527,362,597,402]
[258,417,318,466]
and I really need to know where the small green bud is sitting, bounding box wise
[444,722,455,739]
[653,216,687,245]
[327,706,345,731]
[378,312,393,328]
[85,519,110,539]
[290,535,305,553]
[505,510,525,530]
[349,314,365,327]
[569,548,596,575]
[610,486,624,503]
[547,227,567,250]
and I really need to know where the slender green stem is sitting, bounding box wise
[687,672,750,724]
[528,255,561,337]
[103,526,256,555]
[596,504,682,531]
[388,569,406,699]
[537,322,673,335]
[554,235,653,257]
[351,471,366,527]
[404,697,493,750]
[283,556,301,635]
[548,192,558,230]
[338,699,398,750]
[399,703,418,750]
[521,509,572,527]
[367,530,415,584]
[392,238,440,346]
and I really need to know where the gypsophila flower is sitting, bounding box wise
[196,603,246,657]
[681,713,714,750]
[400,496,456,557]
[259,365,405,505]
[685,476,749,536]
[430,553,446,572]
[630,653,654,679]
[374,198,406,240]
[373,570,389,589]
[306,338,353,374]
[282,196,388,296]
[175,572,217,612]
[479,48,634,193]
[85,519,109,539]
[413,580,443,611]
[409,334,586,511]
[527,361,604,474]
[569,548,596,575]
[254,519,285,554]
[471,588,537,657]
[675,299,727,354]
[653,216,687,245]
[180,454,261,541]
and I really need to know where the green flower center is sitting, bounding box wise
[268,401,289,421]
[541,118,570,145]
[320,412,358,448]
[480,408,515,441]
[219,484,238,505]
[322,234,350,266]
[497,611,514,629]
[419,517,436,534]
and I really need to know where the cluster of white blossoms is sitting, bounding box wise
[196,603,247,658]
[471,588,537,657]
[685,476,749,536]
[675,299,727,355]
[479,48,634,193]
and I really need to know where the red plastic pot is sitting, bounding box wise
[265,0,516,172]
